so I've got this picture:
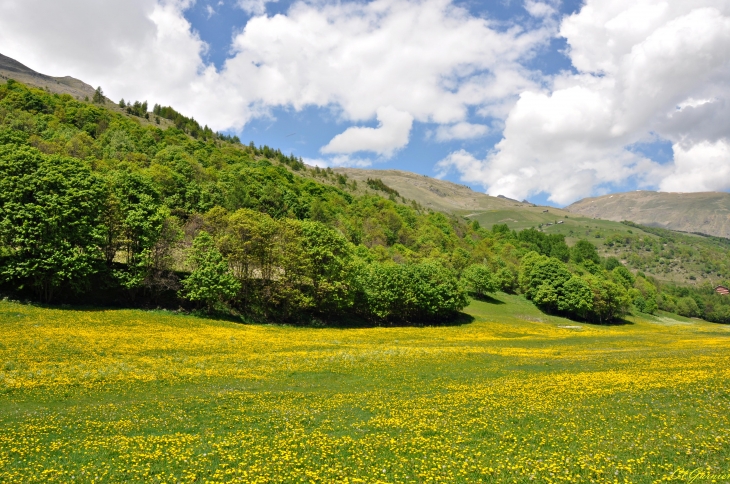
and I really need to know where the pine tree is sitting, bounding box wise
[93,86,105,104]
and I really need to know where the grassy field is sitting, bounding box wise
[1,297,730,483]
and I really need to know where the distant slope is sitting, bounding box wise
[0,52,97,100]
[567,191,730,238]
[332,168,529,213]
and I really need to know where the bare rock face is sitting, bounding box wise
[567,191,730,238]
[0,52,97,100]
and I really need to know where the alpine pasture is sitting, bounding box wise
[1,295,729,483]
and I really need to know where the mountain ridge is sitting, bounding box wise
[331,167,533,213]
[4,51,730,242]
[0,52,97,100]
[567,190,730,238]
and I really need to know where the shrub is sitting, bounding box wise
[462,264,497,297]
[180,232,240,312]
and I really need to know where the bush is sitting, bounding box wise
[180,232,240,312]
[359,261,468,324]
[462,264,497,297]
[676,296,700,318]
[0,146,106,301]
[571,240,600,265]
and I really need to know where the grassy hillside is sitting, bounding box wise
[332,170,730,287]
[567,190,730,238]
[1,298,729,482]
[332,167,529,213]
[4,73,730,327]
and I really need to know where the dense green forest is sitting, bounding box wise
[0,78,728,325]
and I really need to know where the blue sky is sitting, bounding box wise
[1,0,728,205]
[180,0,590,204]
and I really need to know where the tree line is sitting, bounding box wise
[1,78,723,325]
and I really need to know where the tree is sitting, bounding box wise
[611,266,635,290]
[93,86,105,104]
[604,256,621,271]
[0,146,106,301]
[359,261,467,324]
[495,267,517,293]
[583,274,631,323]
[520,253,572,303]
[676,296,700,318]
[633,275,658,314]
[462,264,497,297]
[180,231,240,311]
[291,220,357,318]
[571,239,600,265]
[103,171,167,289]
[558,276,593,319]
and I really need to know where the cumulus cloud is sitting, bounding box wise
[305,155,374,168]
[660,140,730,192]
[236,0,278,16]
[0,0,214,123]
[321,106,413,157]
[0,0,554,154]
[434,122,491,141]
[439,0,730,204]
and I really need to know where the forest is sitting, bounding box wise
[1,78,729,325]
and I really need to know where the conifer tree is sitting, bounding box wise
[93,86,105,104]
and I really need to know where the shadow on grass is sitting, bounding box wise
[472,294,506,305]
[0,297,478,329]
[300,312,477,329]
[534,304,636,326]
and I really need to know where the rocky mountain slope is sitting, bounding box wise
[0,52,98,100]
[332,168,529,213]
[567,191,730,238]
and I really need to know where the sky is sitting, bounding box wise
[0,0,729,206]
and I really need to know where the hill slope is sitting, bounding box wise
[567,191,730,238]
[332,168,529,213]
[0,52,97,100]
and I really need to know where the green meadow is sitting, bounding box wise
[1,297,729,483]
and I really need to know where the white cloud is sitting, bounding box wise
[0,0,214,121]
[0,0,554,155]
[321,106,413,157]
[434,122,491,141]
[236,0,278,16]
[660,139,730,192]
[440,0,730,204]
[305,155,374,168]
[524,0,558,18]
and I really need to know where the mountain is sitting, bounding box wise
[567,191,730,238]
[332,168,530,213]
[4,63,730,327]
[0,52,97,100]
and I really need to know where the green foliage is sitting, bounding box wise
[93,86,105,104]
[462,264,497,297]
[358,261,468,324]
[180,231,240,311]
[0,145,105,301]
[604,256,621,271]
[611,266,635,290]
[517,228,569,262]
[494,267,518,293]
[0,78,722,326]
[582,274,631,323]
[366,178,400,198]
[520,251,630,323]
[632,275,658,314]
[571,239,601,265]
